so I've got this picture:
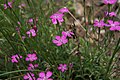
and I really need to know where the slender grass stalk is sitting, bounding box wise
[68,11,86,32]
[105,38,120,78]
[0,69,41,77]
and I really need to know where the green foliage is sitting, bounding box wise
[0,0,120,80]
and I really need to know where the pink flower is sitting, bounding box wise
[52,36,68,46]
[4,4,7,9]
[103,0,117,4]
[109,12,116,17]
[62,31,74,37]
[26,29,37,37]
[17,21,21,25]
[105,12,116,17]
[58,7,69,13]
[37,71,53,80]
[50,13,64,25]
[58,64,67,72]
[22,36,26,40]
[28,63,38,71]
[26,53,37,62]
[28,18,33,23]
[8,2,12,8]
[24,73,36,80]
[11,54,22,63]
[29,29,36,36]
[4,2,12,9]
[94,20,105,28]
[107,20,120,31]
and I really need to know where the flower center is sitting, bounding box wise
[59,39,63,42]
[62,66,65,69]
[29,56,34,61]
[111,24,115,27]
[54,15,59,18]
[98,23,102,27]
[66,31,69,35]
[43,77,48,80]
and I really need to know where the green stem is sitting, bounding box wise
[105,38,120,78]
[0,69,41,77]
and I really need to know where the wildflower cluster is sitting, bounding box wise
[4,2,13,9]
[50,7,69,25]
[94,0,120,31]
[52,31,74,46]
[50,7,74,46]
[11,52,70,80]
[11,54,22,63]
[94,19,120,31]
[1,0,119,79]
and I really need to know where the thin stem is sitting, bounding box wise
[105,38,120,78]
[68,11,86,31]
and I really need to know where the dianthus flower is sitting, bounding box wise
[24,73,36,80]
[17,21,21,25]
[28,18,33,23]
[11,54,22,63]
[58,7,69,13]
[94,20,105,28]
[50,13,64,25]
[26,29,37,37]
[4,2,12,9]
[107,20,120,31]
[22,36,26,40]
[28,63,38,71]
[26,53,37,62]
[105,12,116,17]
[103,0,117,4]
[62,31,74,37]
[58,64,67,72]
[109,12,116,17]
[37,71,53,80]
[52,36,68,46]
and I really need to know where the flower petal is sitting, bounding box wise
[46,71,52,78]
[58,18,64,23]
[114,21,120,26]
[39,72,45,78]
[37,78,43,80]
[108,20,113,24]
[58,7,69,13]
[56,42,62,46]
[52,19,57,24]
[116,26,120,31]
[110,27,116,31]
[55,36,61,40]
[52,40,59,44]
[24,75,28,79]
[25,58,29,61]
[58,66,62,70]
[48,79,53,80]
